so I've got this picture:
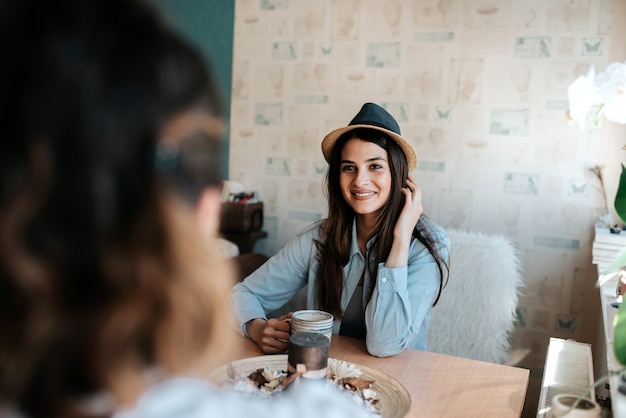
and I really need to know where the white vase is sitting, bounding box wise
[548,394,601,418]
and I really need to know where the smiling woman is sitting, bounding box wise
[232,102,450,358]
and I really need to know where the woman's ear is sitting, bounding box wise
[195,186,222,238]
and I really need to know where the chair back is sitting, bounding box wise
[427,229,523,364]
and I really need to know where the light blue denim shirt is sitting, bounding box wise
[231,217,450,357]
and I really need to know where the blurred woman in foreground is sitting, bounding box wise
[0,0,235,416]
[0,1,374,417]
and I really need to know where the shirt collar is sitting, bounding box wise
[349,217,378,259]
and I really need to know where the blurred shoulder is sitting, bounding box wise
[114,376,375,418]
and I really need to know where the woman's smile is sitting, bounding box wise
[352,190,376,198]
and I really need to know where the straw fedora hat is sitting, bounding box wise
[321,102,417,171]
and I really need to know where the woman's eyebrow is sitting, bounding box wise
[341,156,387,163]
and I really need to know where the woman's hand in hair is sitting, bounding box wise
[387,176,423,268]
[246,313,292,354]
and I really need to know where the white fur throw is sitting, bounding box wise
[426,229,523,364]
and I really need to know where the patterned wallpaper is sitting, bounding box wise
[228,0,618,368]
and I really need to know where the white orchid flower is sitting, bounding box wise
[599,61,626,125]
[567,66,599,131]
[567,61,626,130]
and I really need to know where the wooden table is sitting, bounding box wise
[227,334,529,417]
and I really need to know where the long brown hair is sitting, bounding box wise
[315,128,449,319]
[0,0,234,416]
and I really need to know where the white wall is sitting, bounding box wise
[228,0,625,369]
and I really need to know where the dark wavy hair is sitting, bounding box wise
[315,128,449,319]
[0,0,233,417]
